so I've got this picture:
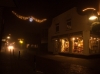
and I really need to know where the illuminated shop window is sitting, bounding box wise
[61,39,69,52]
[72,37,83,53]
[89,37,100,53]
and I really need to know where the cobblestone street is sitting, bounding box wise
[0,49,100,74]
[36,55,100,74]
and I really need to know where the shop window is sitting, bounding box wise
[61,38,69,52]
[89,37,100,54]
[72,37,83,53]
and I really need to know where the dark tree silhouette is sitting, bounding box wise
[91,24,100,34]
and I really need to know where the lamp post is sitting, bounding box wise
[82,0,100,54]
[5,34,11,51]
[82,0,100,29]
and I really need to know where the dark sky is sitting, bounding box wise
[2,0,98,41]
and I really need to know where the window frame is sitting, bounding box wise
[66,18,72,30]
[55,23,59,33]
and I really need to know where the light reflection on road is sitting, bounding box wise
[67,64,90,74]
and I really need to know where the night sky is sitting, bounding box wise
[2,0,98,42]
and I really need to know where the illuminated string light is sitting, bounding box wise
[82,8,96,12]
[29,17,33,22]
[12,11,47,23]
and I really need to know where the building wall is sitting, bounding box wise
[48,7,91,54]
[0,7,3,32]
[0,8,3,47]
[0,0,15,51]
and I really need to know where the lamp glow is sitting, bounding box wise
[72,38,75,40]
[19,40,23,44]
[7,36,10,39]
[89,15,97,20]
[8,45,14,51]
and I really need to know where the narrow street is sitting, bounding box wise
[0,49,100,74]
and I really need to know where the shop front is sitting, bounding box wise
[52,32,100,55]
[71,36,83,54]
[60,38,69,52]
[89,36,100,54]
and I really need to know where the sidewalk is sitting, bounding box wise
[35,51,100,68]
[33,52,100,74]
[37,51,100,59]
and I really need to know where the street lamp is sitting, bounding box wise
[83,0,100,22]
[19,40,23,44]
[81,1,100,54]
[89,15,98,20]
[18,39,24,49]
[82,8,98,20]
[6,35,11,44]
[5,35,11,51]
[7,36,10,39]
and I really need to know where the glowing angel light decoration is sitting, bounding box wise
[12,11,47,23]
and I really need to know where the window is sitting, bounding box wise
[71,36,83,53]
[66,18,71,30]
[60,38,69,52]
[56,23,59,32]
[89,37,100,54]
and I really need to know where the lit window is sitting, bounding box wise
[72,36,83,53]
[66,18,72,30]
[89,37,100,54]
[61,39,69,52]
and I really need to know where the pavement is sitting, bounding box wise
[35,51,100,74]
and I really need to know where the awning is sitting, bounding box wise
[51,31,82,39]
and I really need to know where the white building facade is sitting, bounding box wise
[48,7,100,56]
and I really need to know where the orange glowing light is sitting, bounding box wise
[72,38,75,41]
[8,45,14,51]
[82,8,96,12]
[12,11,47,23]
